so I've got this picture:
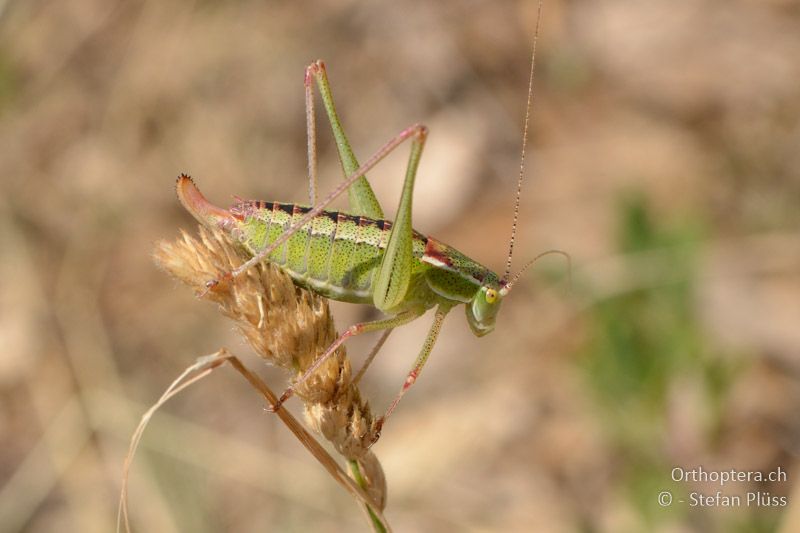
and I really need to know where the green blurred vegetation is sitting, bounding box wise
[582,191,713,425]
[579,192,781,531]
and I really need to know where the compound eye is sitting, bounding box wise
[485,288,497,303]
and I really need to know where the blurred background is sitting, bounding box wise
[1,0,799,531]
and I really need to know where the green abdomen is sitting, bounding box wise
[232,201,428,304]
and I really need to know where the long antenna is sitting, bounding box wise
[502,249,571,293]
[503,0,543,282]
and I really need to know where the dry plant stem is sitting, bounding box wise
[118,351,389,533]
[223,355,388,532]
[152,227,388,526]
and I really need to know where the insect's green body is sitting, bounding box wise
[234,200,501,311]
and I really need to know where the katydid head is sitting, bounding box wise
[466,283,505,337]
[467,248,571,337]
